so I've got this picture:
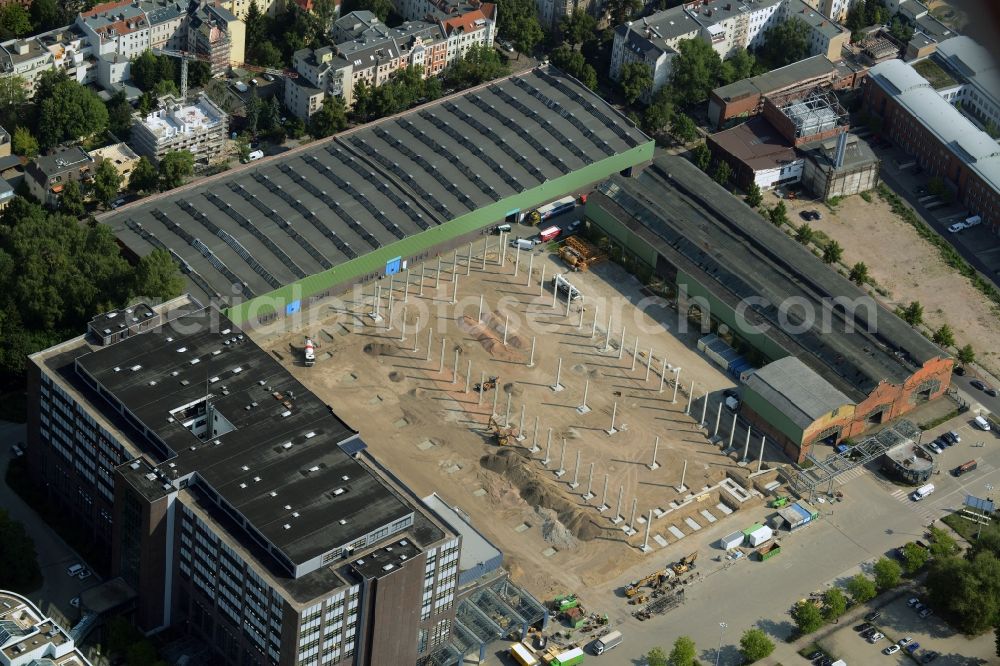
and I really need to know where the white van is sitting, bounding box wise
[592,629,623,655]
[965,215,982,227]
[66,563,84,577]
[511,238,534,250]
[911,483,935,501]
[247,149,264,162]
[974,415,991,431]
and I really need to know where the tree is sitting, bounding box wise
[12,126,37,158]
[957,344,976,366]
[309,95,348,138]
[873,556,902,591]
[36,71,109,148]
[605,0,641,25]
[888,15,914,43]
[670,37,723,104]
[928,526,959,559]
[0,509,42,593]
[29,0,63,32]
[791,600,824,634]
[849,261,869,285]
[445,44,511,89]
[823,587,848,621]
[847,574,877,603]
[795,223,815,244]
[93,160,122,208]
[235,134,251,163]
[245,90,262,136]
[0,75,27,115]
[900,541,930,575]
[713,160,732,186]
[670,113,698,143]
[899,300,923,326]
[59,179,85,217]
[668,636,696,666]
[724,48,758,82]
[130,50,164,92]
[642,87,673,134]
[926,552,1000,634]
[645,646,668,666]
[932,324,955,348]
[134,249,184,299]
[550,46,598,90]
[129,156,158,194]
[106,90,134,140]
[619,62,652,105]
[822,239,843,264]
[845,2,866,32]
[759,17,809,68]
[559,9,596,46]
[745,182,762,207]
[692,142,711,172]
[0,4,32,39]
[158,150,194,190]
[340,0,392,21]
[510,11,544,57]
[739,628,775,663]
[769,200,789,227]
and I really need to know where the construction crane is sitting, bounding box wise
[153,48,298,102]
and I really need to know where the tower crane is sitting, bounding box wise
[152,48,298,102]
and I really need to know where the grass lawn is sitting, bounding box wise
[941,512,993,542]
[912,59,957,91]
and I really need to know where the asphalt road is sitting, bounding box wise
[950,373,1000,416]
[513,412,1000,666]
[0,422,99,632]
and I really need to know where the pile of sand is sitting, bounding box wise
[480,449,602,542]
[458,313,526,361]
[536,507,578,549]
[363,342,395,356]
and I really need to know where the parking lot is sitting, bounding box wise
[818,592,990,665]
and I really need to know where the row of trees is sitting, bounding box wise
[927,522,1000,635]
[0,508,42,594]
[646,628,775,665]
[0,0,64,41]
[245,0,337,69]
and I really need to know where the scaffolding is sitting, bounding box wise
[779,89,848,139]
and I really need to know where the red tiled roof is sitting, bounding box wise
[441,6,494,35]
[82,0,132,18]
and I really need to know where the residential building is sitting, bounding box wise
[188,2,245,72]
[0,124,9,157]
[89,142,140,189]
[286,11,451,118]
[27,298,464,665]
[25,146,94,207]
[863,58,1000,231]
[0,27,94,96]
[218,0,283,21]
[534,0,593,31]
[585,154,951,463]
[0,589,93,666]
[803,0,860,24]
[610,0,849,98]
[130,93,228,165]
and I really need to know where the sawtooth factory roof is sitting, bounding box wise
[105,66,648,305]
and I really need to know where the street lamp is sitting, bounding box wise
[715,621,728,666]
[978,483,994,540]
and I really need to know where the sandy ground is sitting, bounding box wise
[252,240,757,602]
[769,191,1000,377]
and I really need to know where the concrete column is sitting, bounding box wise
[598,474,610,511]
[603,313,613,351]
[679,460,688,493]
[569,450,581,489]
[435,256,442,289]
[743,428,751,462]
[504,392,512,426]
[386,293,393,330]
[492,381,499,416]
[555,439,567,477]
[627,498,638,534]
[713,403,722,438]
[644,347,653,382]
[478,372,485,406]
[591,303,599,339]
[641,509,653,553]
[578,306,585,329]
[758,435,766,473]
[617,327,626,360]
[477,294,483,323]
[564,289,572,316]
[413,316,420,353]
[500,236,507,266]
[612,486,624,524]
[606,401,618,435]
[451,272,458,304]
[388,273,394,300]
[539,265,546,297]
[452,249,458,276]
[373,284,381,320]
[583,463,595,500]
[685,380,694,414]
[530,415,540,453]
[517,405,526,441]
[425,329,432,362]
[728,413,737,448]
[658,358,668,393]
[527,337,536,368]
[438,338,446,373]
[526,253,533,287]
[551,280,558,308]
[649,436,660,471]
[402,269,409,303]
[551,357,564,392]
[464,360,472,394]
[502,314,509,346]
[631,335,639,371]
[482,238,487,270]
[513,246,520,276]
[700,391,708,426]
[577,379,590,414]
[399,307,406,342]
[542,428,552,465]
[452,348,460,384]
[467,242,472,276]
[672,367,681,403]
[419,264,425,297]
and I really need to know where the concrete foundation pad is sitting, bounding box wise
[597,504,609,512]
[576,405,591,414]
[640,544,653,553]
[700,510,717,523]
[582,492,595,501]
[551,384,564,392]
[715,503,733,515]
[623,526,636,537]
[668,525,686,540]
[653,534,668,547]
[636,516,646,525]
[472,488,487,497]
[605,428,618,436]
[648,463,660,471]
[514,523,531,533]
[416,439,436,451]
[684,517,702,531]
[394,418,409,428]
[554,469,566,478]
[568,482,579,489]
[542,547,558,558]
[611,516,623,525]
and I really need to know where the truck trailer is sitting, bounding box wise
[510,642,540,666]
[592,630,623,655]
[551,647,584,666]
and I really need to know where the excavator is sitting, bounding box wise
[672,552,698,575]
[475,376,499,393]
[624,568,669,598]
[487,416,515,446]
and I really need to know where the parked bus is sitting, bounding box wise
[534,196,576,221]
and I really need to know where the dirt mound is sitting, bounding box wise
[363,342,393,356]
[458,314,526,361]
[480,449,601,543]
[502,382,522,397]
[388,371,403,383]
[536,507,578,549]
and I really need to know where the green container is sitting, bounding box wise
[759,544,781,561]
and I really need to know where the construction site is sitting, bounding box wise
[254,232,779,611]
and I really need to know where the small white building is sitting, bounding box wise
[745,524,773,547]
[719,531,744,550]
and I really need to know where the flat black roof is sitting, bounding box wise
[588,155,947,399]
[103,66,648,305]
[75,307,412,567]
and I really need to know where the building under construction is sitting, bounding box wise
[708,86,879,199]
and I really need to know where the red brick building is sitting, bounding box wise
[863,58,1000,232]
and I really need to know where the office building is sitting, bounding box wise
[0,590,93,666]
[27,298,464,665]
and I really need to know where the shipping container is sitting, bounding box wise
[552,647,585,666]
[540,225,561,242]
[510,642,539,666]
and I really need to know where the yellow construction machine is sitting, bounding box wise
[487,416,516,446]
[624,568,668,598]
[672,552,698,575]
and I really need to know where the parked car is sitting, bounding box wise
[865,610,882,621]
[78,569,91,581]
[906,597,920,607]
[898,637,913,646]
[919,608,934,618]
[66,563,83,577]
[987,387,998,397]
[913,602,926,613]
[883,645,900,655]
[853,623,871,632]
[69,597,80,608]
[945,430,961,444]
[921,652,939,663]
[927,440,943,454]
[10,443,23,457]
[906,642,920,654]
[869,632,885,643]
[807,651,824,660]
[971,380,988,391]
[948,222,968,233]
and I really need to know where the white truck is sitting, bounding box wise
[911,483,934,501]
[592,629,623,655]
